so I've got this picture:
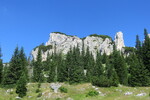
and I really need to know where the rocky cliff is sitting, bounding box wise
[32,32,125,61]
[148,34,150,38]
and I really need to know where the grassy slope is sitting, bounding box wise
[0,83,149,100]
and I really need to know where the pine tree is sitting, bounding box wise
[135,35,141,50]
[16,72,27,98]
[94,52,104,77]
[91,51,112,87]
[128,54,149,86]
[19,47,28,81]
[135,35,142,59]
[57,53,66,82]
[112,50,128,85]
[33,48,44,82]
[84,46,95,82]
[105,59,119,87]
[0,47,3,84]
[47,52,57,82]
[64,46,84,84]
[101,52,107,64]
[2,46,22,85]
[142,29,150,74]
[65,48,73,83]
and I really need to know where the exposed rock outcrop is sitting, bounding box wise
[148,34,150,38]
[114,31,125,51]
[32,32,125,61]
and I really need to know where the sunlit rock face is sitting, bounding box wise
[114,31,125,51]
[32,32,125,61]
[148,34,150,38]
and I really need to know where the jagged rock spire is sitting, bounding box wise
[114,31,125,51]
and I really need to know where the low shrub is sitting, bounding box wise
[86,90,99,97]
[37,92,42,98]
[36,88,41,93]
[59,86,68,93]
[37,83,41,88]
[92,76,110,87]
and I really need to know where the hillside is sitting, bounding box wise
[0,83,149,100]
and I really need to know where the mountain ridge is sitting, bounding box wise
[32,31,125,61]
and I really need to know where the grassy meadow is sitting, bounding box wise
[0,83,149,100]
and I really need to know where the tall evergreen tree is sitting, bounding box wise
[19,47,28,81]
[64,46,84,84]
[84,46,95,82]
[0,47,3,84]
[112,50,128,85]
[94,52,104,77]
[128,54,149,86]
[142,29,150,73]
[47,52,58,82]
[135,35,141,50]
[2,46,22,85]
[135,35,142,58]
[65,48,73,83]
[57,53,67,82]
[101,52,107,64]
[33,48,44,82]
[105,59,119,87]
[16,72,27,98]
[69,46,84,84]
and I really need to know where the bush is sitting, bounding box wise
[37,92,42,98]
[36,88,41,93]
[86,90,99,97]
[92,76,110,87]
[34,43,52,52]
[38,83,41,88]
[59,86,68,93]
[89,34,112,40]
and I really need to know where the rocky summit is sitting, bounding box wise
[32,32,125,61]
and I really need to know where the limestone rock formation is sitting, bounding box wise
[114,31,125,51]
[32,32,125,61]
[148,34,150,38]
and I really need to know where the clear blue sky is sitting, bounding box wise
[0,0,150,62]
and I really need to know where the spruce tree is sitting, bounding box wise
[112,50,128,85]
[16,72,27,98]
[135,35,142,59]
[142,29,150,73]
[2,46,22,85]
[57,53,66,82]
[0,47,3,84]
[101,52,107,64]
[128,54,149,86]
[33,48,43,82]
[19,47,28,81]
[94,52,104,77]
[84,46,95,82]
[65,48,73,83]
[47,52,57,82]
[69,46,84,84]
[105,59,119,87]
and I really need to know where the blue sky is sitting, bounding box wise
[0,0,150,62]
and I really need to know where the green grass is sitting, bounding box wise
[0,83,149,100]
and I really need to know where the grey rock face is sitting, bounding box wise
[32,32,125,61]
[148,34,150,38]
[114,31,125,51]
[83,36,113,58]
[46,33,82,54]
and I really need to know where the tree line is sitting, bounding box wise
[0,29,150,97]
